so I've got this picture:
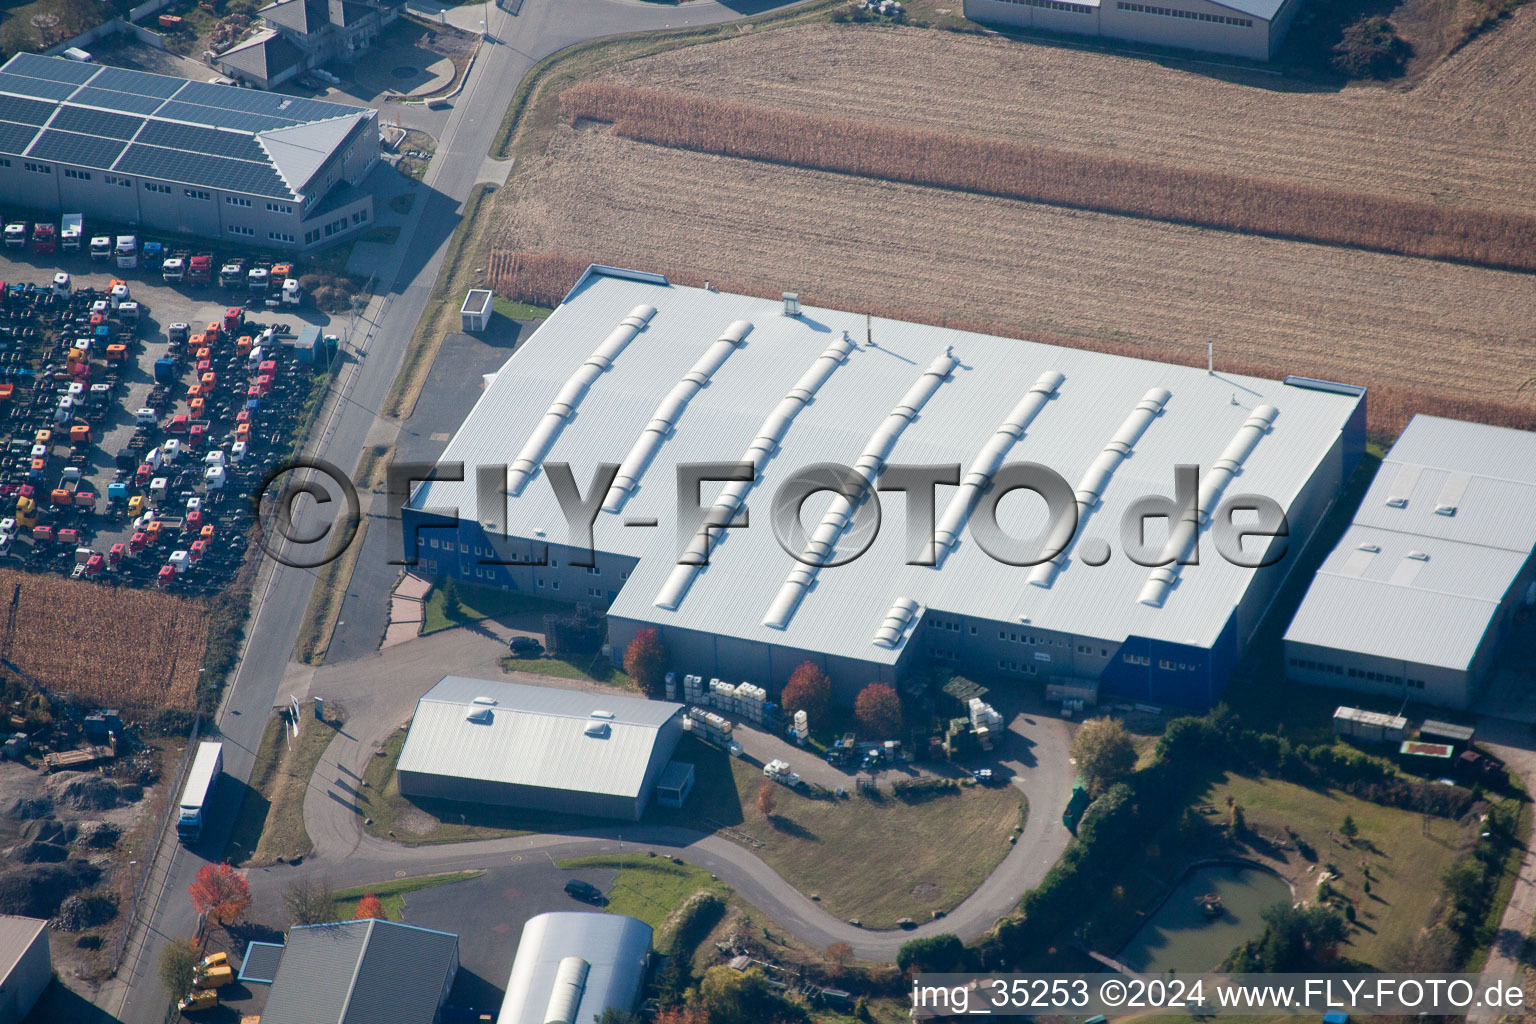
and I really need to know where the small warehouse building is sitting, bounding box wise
[461,289,494,332]
[396,676,684,822]
[1285,415,1536,710]
[260,918,460,1024]
[0,916,49,1024]
[963,0,1299,60]
[0,53,378,251]
[499,912,652,1024]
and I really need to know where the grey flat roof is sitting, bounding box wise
[417,269,1364,660]
[499,912,652,1024]
[1286,415,1536,671]
[0,53,371,199]
[238,940,285,984]
[397,676,682,797]
[261,918,458,1024]
[0,915,45,983]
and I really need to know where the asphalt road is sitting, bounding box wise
[98,0,802,1019]
[282,624,1075,964]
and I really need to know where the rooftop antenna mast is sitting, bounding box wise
[866,312,874,347]
[1207,341,1213,375]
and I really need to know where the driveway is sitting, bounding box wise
[292,625,1074,962]
[1467,715,1536,1023]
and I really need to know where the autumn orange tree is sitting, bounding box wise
[188,862,252,929]
[755,781,778,821]
[781,662,831,725]
[353,894,385,920]
[853,683,902,739]
[623,628,669,699]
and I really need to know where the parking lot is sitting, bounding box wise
[0,229,337,593]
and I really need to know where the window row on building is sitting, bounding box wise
[1114,1,1252,25]
[1286,656,1426,689]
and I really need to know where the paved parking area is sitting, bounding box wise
[0,241,335,571]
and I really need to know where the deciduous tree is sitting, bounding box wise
[824,940,854,975]
[353,893,385,920]
[188,862,251,929]
[281,878,336,926]
[158,938,201,1000]
[756,781,777,820]
[1069,716,1137,796]
[782,662,832,725]
[853,683,901,739]
[624,628,669,699]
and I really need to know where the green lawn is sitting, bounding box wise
[501,653,632,688]
[556,854,728,934]
[492,297,554,321]
[1205,772,1478,969]
[421,580,562,633]
[333,871,483,921]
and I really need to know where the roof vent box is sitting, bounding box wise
[472,696,498,706]
[465,708,493,724]
[584,721,611,738]
[590,710,615,720]
[782,292,801,317]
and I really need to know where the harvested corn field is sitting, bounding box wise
[563,81,1536,274]
[488,15,1536,435]
[0,571,209,709]
[595,21,1536,213]
[490,127,1536,434]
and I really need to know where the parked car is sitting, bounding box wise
[508,636,543,657]
[563,879,603,904]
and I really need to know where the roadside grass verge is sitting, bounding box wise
[1464,775,1530,973]
[230,709,348,867]
[333,870,484,921]
[555,854,728,932]
[383,182,498,419]
[293,443,394,666]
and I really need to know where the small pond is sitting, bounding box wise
[1117,863,1291,975]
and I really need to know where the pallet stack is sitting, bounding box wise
[969,697,1004,751]
[684,706,734,748]
[790,708,809,746]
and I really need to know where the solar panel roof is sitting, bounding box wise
[154,100,298,134]
[4,52,97,84]
[27,129,127,169]
[0,93,56,125]
[0,54,368,199]
[116,144,293,197]
[69,86,165,115]
[87,65,186,98]
[0,73,76,101]
[137,119,267,162]
[50,104,144,140]
[0,121,40,157]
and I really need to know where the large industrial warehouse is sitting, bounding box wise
[396,676,685,821]
[1284,415,1536,710]
[963,0,1299,61]
[406,268,1367,710]
[0,53,378,250]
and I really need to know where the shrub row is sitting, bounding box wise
[562,82,1536,275]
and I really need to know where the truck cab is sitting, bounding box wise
[60,214,82,251]
[3,223,27,249]
[161,257,186,283]
[90,235,112,261]
[187,253,212,286]
[31,224,55,254]
[219,259,246,289]
[142,241,164,270]
[115,236,138,269]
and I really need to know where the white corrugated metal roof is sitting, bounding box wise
[396,676,681,797]
[1285,415,1536,671]
[499,913,651,1024]
[417,271,1364,661]
[0,915,45,984]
